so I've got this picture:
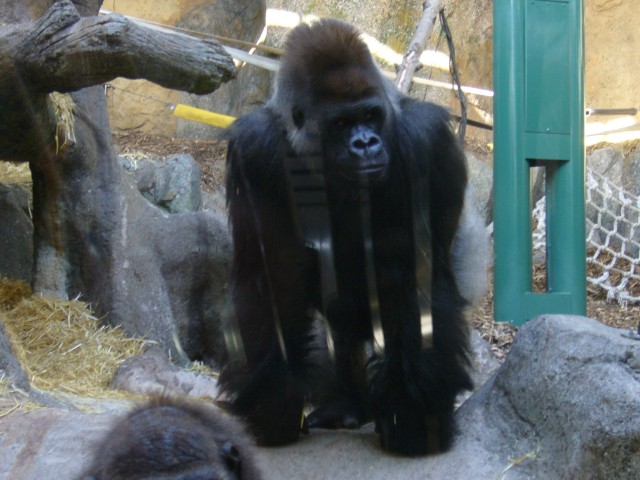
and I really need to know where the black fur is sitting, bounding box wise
[220,19,472,456]
[81,397,264,480]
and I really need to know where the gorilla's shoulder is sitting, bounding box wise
[397,97,451,129]
[226,107,288,173]
[394,98,456,151]
[228,108,285,147]
[226,107,288,181]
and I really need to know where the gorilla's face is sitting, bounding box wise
[290,96,391,185]
[321,97,390,184]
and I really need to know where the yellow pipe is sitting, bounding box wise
[172,104,236,128]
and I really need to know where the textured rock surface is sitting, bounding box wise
[2,316,637,479]
[458,315,640,479]
[27,88,232,365]
[120,153,203,213]
[0,314,29,390]
[0,184,32,282]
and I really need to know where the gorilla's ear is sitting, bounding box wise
[292,105,304,129]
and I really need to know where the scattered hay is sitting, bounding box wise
[499,445,542,479]
[0,379,40,416]
[119,151,153,162]
[471,272,517,363]
[0,278,31,311]
[190,360,219,378]
[0,279,147,398]
[0,162,31,187]
[50,92,76,153]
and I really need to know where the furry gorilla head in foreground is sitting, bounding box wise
[82,397,264,479]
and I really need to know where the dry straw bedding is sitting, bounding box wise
[0,279,147,398]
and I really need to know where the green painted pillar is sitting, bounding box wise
[493,0,586,325]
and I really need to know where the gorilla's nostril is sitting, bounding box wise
[350,132,382,156]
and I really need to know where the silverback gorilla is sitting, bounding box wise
[82,397,264,480]
[220,19,487,456]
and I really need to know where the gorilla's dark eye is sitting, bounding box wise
[292,106,304,128]
[364,107,383,123]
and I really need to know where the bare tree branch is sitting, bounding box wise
[394,0,443,94]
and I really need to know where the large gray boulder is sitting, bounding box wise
[458,315,640,479]
[28,88,232,365]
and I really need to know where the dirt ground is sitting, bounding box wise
[112,132,640,361]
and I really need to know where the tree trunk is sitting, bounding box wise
[0,0,236,364]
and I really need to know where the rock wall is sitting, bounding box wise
[102,0,639,143]
[267,0,494,141]
[585,0,638,114]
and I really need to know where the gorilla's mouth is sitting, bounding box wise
[358,163,387,176]
[330,149,389,184]
[355,152,389,182]
[337,162,387,184]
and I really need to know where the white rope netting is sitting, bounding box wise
[532,167,640,305]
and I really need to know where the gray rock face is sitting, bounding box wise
[0,314,29,390]
[119,154,203,213]
[587,142,640,201]
[588,144,625,181]
[623,145,640,197]
[0,184,32,281]
[29,88,232,365]
[459,315,640,479]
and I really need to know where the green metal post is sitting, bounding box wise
[493,0,531,324]
[493,0,586,325]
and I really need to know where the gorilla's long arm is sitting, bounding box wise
[224,109,318,445]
